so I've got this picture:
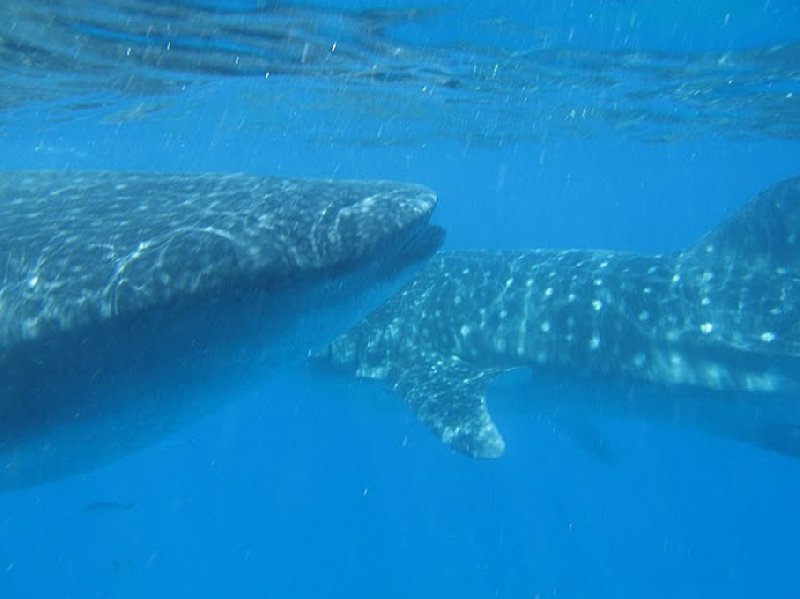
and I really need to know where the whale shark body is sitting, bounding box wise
[0,170,442,489]
[318,176,800,459]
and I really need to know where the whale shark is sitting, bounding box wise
[0,170,443,489]
[317,176,800,459]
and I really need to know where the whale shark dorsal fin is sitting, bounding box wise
[392,357,506,458]
[685,175,800,269]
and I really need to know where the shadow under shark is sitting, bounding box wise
[317,176,800,460]
[0,170,443,490]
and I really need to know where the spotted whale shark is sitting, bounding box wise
[0,170,442,489]
[317,176,800,459]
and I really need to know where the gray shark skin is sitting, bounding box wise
[318,176,800,459]
[0,170,442,489]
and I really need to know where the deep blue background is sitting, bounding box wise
[2,1,800,598]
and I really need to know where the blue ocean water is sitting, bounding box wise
[1,1,800,597]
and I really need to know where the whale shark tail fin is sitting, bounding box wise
[685,175,800,270]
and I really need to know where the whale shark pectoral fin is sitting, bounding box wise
[391,359,506,458]
[559,417,618,465]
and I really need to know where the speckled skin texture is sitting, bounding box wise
[0,170,437,348]
[320,176,800,459]
[0,170,439,489]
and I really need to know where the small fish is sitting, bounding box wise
[83,501,135,513]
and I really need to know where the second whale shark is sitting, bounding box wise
[317,176,800,459]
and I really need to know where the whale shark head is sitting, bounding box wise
[316,175,800,460]
[0,171,443,490]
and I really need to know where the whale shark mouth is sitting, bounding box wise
[376,224,446,280]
